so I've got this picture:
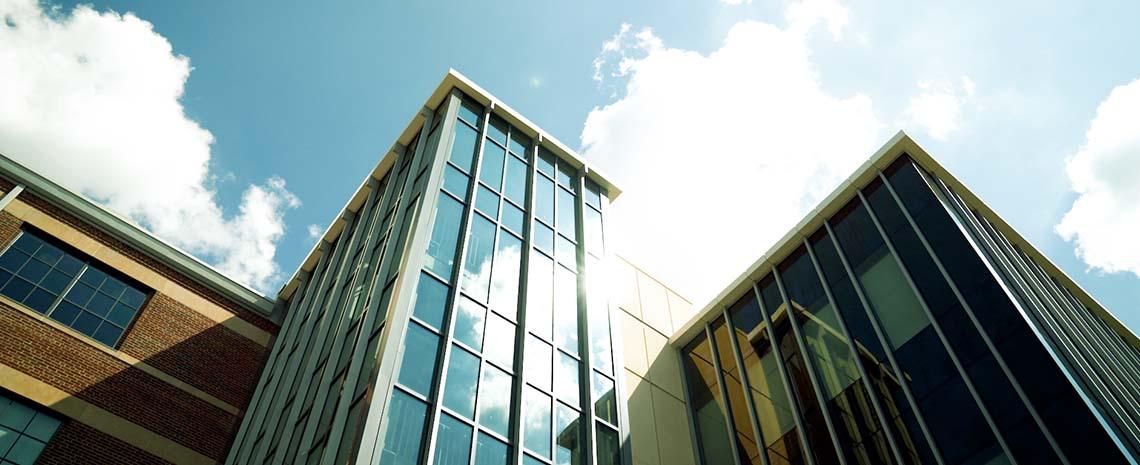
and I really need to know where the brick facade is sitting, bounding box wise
[38,421,174,465]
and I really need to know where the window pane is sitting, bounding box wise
[526,335,553,391]
[505,156,528,205]
[412,273,449,329]
[475,433,510,465]
[555,404,581,465]
[480,142,506,190]
[24,414,60,442]
[398,323,440,396]
[592,371,617,425]
[458,101,482,128]
[587,257,614,375]
[526,251,554,340]
[450,122,480,172]
[425,194,465,279]
[443,345,481,419]
[64,282,94,307]
[444,165,471,200]
[584,208,603,258]
[93,323,124,346]
[523,387,552,458]
[556,235,577,269]
[484,312,516,371]
[554,352,580,407]
[502,203,525,235]
[509,131,530,159]
[8,436,46,465]
[556,163,576,191]
[533,222,554,254]
[553,266,578,354]
[377,391,428,465]
[454,296,486,352]
[584,180,602,210]
[683,334,735,465]
[476,186,500,220]
[490,230,522,318]
[537,149,555,178]
[0,249,29,273]
[479,365,513,436]
[596,424,620,465]
[462,215,497,302]
[434,413,473,465]
[487,116,508,146]
[556,188,576,237]
[535,176,554,225]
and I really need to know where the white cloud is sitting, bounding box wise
[905,75,976,140]
[307,224,323,240]
[0,0,298,292]
[582,6,883,305]
[721,0,753,5]
[1056,78,1140,278]
[785,0,850,40]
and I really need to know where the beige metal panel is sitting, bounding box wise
[652,384,697,465]
[644,329,685,401]
[626,370,661,465]
[622,310,650,376]
[637,271,674,336]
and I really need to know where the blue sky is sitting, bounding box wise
[2,0,1139,332]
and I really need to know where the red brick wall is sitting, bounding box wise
[119,293,269,408]
[38,421,172,465]
[0,211,20,250]
[0,302,238,460]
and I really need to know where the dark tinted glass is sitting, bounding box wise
[596,424,621,465]
[710,317,763,465]
[683,334,735,465]
[398,323,440,396]
[475,433,509,465]
[555,404,582,465]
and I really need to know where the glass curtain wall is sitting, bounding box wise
[373,92,620,465]
[682,152,1140,465]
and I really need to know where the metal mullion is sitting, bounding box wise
[856,191,1018,464]
[510,137,539,465]
[466,355,491,465]
[293,179,384,463]
[42,262,86,324]
[321,150,408,464]
[0,183,24,211]
[424,102,494,465]
[251,224,351,464]
[1052,278,1140,381]
[678,336,710,465]
[573,168,598,465]
[225,269,310,464]
[934,180,1140,455]
[721,307,772,465]
[822,222,945,465]
[771,268,849,465]
[356,100,451,464]
[705,323,745,465]
[595,179,632,465]
[802,238,906,465]
[753,282,816,465]
[276,209,365,461]
[877,172,1069,464]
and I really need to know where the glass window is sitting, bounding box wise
[556,163,576,192]
[537,148,556,178]
[554,352,580,407]
[0,393,61,465]
[505,156,528,205]
[443,345,481,419]
[596,424,621,465]
[526,251,554,340]
[592,371,617,425]
[526,335,553,391]
[509,131,530,159]
[443,165,470,200]
[480,142,506,191]
[683,334,735,465]
[479,365,513,436]
[462,215,498,302]
[377,390,428,465]
[587,257,614,375]
[458,101,482,128]
[475,433,510,465]
[584,208,603,257]
[490,230,522,318]
[454,296,486,352]
[398,323,440,396]
[450,123,480,172]
[533,222,554,254]
[502,203,525,236]
[475,186,500,220]
[553,267,579,355]
[584,180,602,210]
[434,413,473,465]
[486,116,508,147]
[535,176,555,226]
[0,229,148,347]
[523,387,552,458]
[425,193,465,279]
[556,188,576,237]
[412,273,449,329]
[556,235,577,269]
[484,313,516,371]
[555,404,582,465]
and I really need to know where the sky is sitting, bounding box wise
[1,0,1139,332]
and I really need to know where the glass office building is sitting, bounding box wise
[674,135,1140,465]
[228,71,1139,465]
[227,72,626,465]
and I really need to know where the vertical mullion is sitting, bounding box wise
[802,238,906,465]
[293,178,383,462]
[771,267,849,465]
[855,191,1018,464]
[721,307,771,465]
[705,324,745,465]
[878,171,1071,464]
[43,262,86,323]
[321,148,408,464]
[596,181,633,465]
[752,282,816,465]
[226,268,309,464]
[509,137,539,465]
[357,98,456,464]
[823,221,946,465]
[575,168,597,465]
[424,102,494,464]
